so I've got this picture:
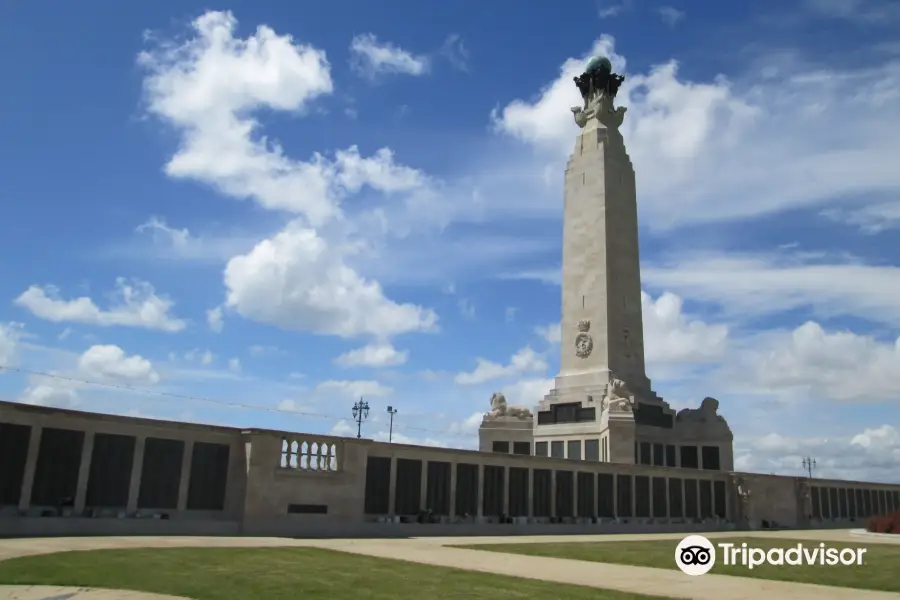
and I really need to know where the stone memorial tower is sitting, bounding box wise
[526,56,734,470]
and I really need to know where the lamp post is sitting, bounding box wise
[802,456,817,479]
[386,406,398,442]
[352,398,370,439]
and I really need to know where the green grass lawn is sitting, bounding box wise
[456,537,900,593]
[0,546,673,600]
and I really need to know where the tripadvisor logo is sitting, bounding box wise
[675,535,868,576]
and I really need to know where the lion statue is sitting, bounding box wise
[487,392,532,420]
[675,397,725,423]
[601,378,635,413]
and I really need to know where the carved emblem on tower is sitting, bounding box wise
[575,319,593,358]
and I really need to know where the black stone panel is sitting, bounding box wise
[0,423,31,506]
[584,439,599,461]
[639,442,651,465]
[567,440,581,461]
[864,489,873,517]
[550,441,564,458]
[138,437,183,510]
[838,488,849,519]
[597,473,615,517]
[701,446,721,470]
[855,489,864,518]
[893,490,900,513]
[668,478,683,518]
[652,444,664,467]
[533,469,552,517]
[535,441,548,457]
[363,456,391,514]
[634,403,674,428]
[699,480,713,519]
[86,433,135,509]
[713,480,727,519]
[186,442,230,511]
[680,446,699,469]
[508,467,528,517]
[426,461,451,515]
[492,441,509,453]
[880,490,888,515]
[616,474,633,518]
[684,478,699,519]
[555,470,574,517]
[31,427,84,507]
[483,465,504,517]
[828,488,839,519]
[635,476,650,518]
[577,472,595,517]
[652,477,667,517]
[811,487,822,519]
[394,458,422,515]
[665,444,676,467]
[821,488,832,519]
[512,442,530,456]
[455,463,478,517]
[847,487,857,519]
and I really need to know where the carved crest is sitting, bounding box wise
[577,319,591,332]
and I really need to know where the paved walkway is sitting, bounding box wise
[0,586,185,599]
[0,530,898,600]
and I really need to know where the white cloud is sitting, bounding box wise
[657,6,686,26]
[642,291,728,364]
[15,279,186,332]
[598,1,632,18]
[455,346,548,385]
[502,377,554,409]
[821,201,900,234]
[643,252,900,327]
[743,321,900,402]
[57,328,73,341]
[349,33,430,78]
[505,307,517,323]
[439,34,469,72]
[0,322,23,366]
[335,342,408,368]
[736,424,900,483]
[77,345,160,385]
[184,348,214,365]
[804,0,900,23]
[206,306,224,333]
[490,36,900,230]
[140,12,441,342]
[133,216,256,262]
[534,322,561,345]
[314,379,392,399]
[223,224,437,339]
[458,298,476,319]
[228,357,242,373]
[20,383,80,408]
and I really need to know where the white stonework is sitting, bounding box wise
[519,69,734,470]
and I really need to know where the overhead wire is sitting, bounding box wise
[0,364,480,440]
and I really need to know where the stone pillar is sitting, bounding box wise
[476,464,485,518]
[18,425,42,513]
[176,440,194,511]
[73,431,95,515]
[388,456,398,515]
[127,436,146,514]
[449,461,457,517]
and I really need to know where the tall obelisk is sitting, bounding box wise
[533,56,660,464]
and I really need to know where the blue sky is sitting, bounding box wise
[1,0,899,482]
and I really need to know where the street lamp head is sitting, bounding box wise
[352,404,359,419]
[362,402,369,419]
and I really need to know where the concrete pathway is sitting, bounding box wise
[0,586,185,599]
[0,531,897,600]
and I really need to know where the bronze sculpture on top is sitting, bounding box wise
[571,55,627,129]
